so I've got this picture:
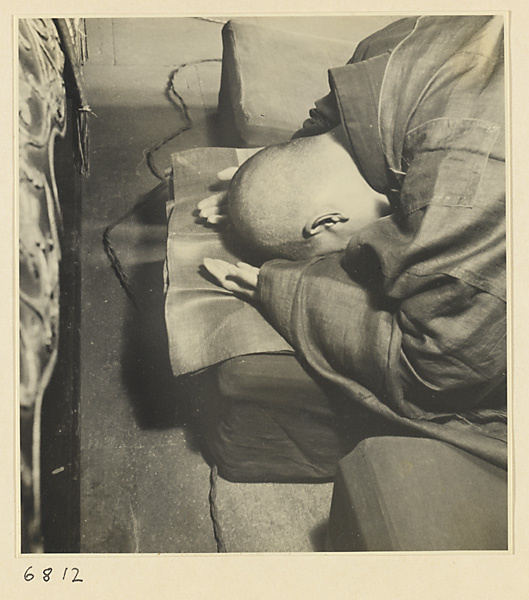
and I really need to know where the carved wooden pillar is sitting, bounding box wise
[19,17,87,553]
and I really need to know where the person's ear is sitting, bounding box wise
[303,212,350,237]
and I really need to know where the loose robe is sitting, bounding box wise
[258,16,508,468]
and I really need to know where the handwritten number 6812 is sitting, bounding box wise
[23,566,83,582]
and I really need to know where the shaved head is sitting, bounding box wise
[228,131,388,261]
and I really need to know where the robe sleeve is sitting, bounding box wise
[291,17,418,140]
[257,249,507,469]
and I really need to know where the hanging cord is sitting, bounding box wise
[209,465,227,552]
[102,58,221,306]
[146,58,221,181]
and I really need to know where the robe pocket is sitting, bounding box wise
[399,118,500,214]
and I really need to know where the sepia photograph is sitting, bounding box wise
[17,12,511,559]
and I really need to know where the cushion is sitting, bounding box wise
[180,354,406,483]
[328,436,508,551]
[218,20,355,146]
[165,146,292,377]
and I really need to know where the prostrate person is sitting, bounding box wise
[202,15,508,468]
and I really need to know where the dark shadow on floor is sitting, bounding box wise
[105,182,215,463]
[310,519,330,552]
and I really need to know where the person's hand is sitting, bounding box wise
[203,258,259,301]
[197,167,238,226]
